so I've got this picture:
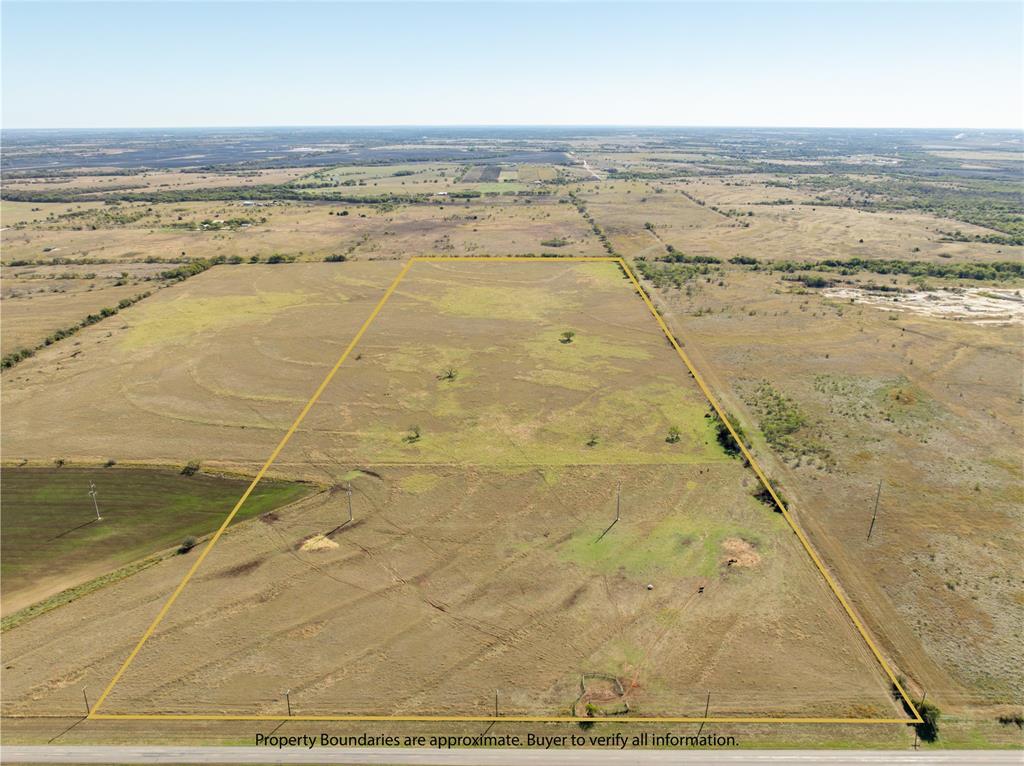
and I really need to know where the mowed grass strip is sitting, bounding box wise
[0,467,311,610]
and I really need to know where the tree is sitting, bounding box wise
[915,700,940,742]
[707,408,746,457]
[560,331,576,344]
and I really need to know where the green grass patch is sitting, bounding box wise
[120,291,307,349]
[1,467,311,603]
[553,382,725,464]
[467,182,530,194]
[561,509,754,580]
[398,473,442,494]
[875,376,938,425]
[522,329,651,372]
[434,284,571,322]
[519,367,597,392]
[742,381,832,467]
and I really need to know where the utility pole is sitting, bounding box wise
[913,690,927,750]
[594,484,622,543]
[346,484,353,524]
[696,690,711,737]
[866,480,882,541]
[285,689,292,717]
[494,689,499,718]
[88,482,101,521]
[82,688,90,716]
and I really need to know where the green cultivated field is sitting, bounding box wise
[1,467,311,612]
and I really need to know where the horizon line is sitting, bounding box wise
[3,123,1023,133]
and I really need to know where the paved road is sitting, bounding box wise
[2,747,1022,765]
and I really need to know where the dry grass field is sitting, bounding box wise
[2,200,108,225]
[1,196,601,265]
[574,180,1022,265]
[1,261,164,353]
[1,167,309,195]
[2,130,1021,747]
[650,269,1023,718]
[669,179,1020,265]
[573,183,724,259]
[2,263,399,469]
[0,260,900,720]
[297,162,558,195]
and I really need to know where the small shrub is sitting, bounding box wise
[105,459,117,467]
[181,460,201,476]
[403,425,422,444]
[586,434,599,447]
[752,483,785,512]
[324,254,348,263]
[178,536,198,555]
[2,347,35,369]
[795,275,830,288]
[560,331,576,344]
[665,426,682,444]
[577,701,598,730]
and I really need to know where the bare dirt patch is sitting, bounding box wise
[824,286,1024,324]
[721,538,761,569]
[298,533,339,552]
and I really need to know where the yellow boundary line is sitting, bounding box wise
[87,255,919,725]
[616,257,921,726]
[86,714,913,724]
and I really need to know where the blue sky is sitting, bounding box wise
[2,1,1021,129]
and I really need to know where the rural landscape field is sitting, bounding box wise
[1,124,1022,755]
